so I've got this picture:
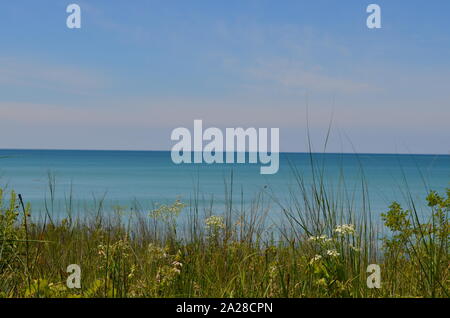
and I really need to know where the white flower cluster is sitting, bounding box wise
[326,249,340,257]
[308,250,340,264]
[308,235,332,243]
[172,261,183,274]
[205,215,226,230]
[334,224,356,235]
[309,254,323,264]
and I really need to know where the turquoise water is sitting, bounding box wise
[0,150,448,222]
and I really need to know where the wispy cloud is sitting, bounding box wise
[246,59,373,94]
[211,22,372,94]
[0,57,109,95]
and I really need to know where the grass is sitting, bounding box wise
[0,161,448,298]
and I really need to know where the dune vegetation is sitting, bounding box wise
[0,167,448,298]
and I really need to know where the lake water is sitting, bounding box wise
[0,149,448,223]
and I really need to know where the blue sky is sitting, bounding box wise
[0,0,449,153]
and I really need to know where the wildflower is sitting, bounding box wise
[334,224,356,235]
[156,264,181,287]
[149,200,186,221]
[326,249,340,257]
[308,235,320,242]
[309,254,322,264]
[172,261,183,268]
[308,235,331,243]
[205,215,225,230]
[170,261,183,275]
[148,243,168,259]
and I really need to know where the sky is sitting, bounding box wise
[0,0,449,154]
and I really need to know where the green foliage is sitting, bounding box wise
[0,191,22,285]
[0,187,448,298]
[381,189,449,297]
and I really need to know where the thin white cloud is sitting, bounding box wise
[0,57,109,94]
[2,96,448,130]
[246,59,373,94]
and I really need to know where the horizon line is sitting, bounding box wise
[0,148,449,156]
